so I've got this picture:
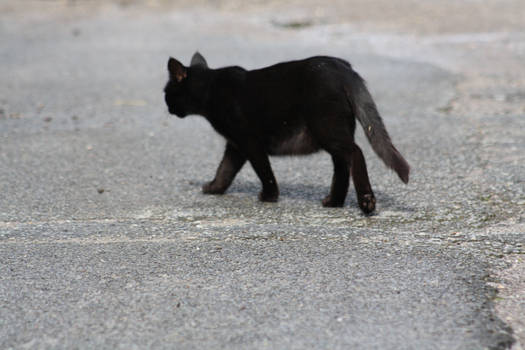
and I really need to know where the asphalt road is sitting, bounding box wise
[1,1,524,349]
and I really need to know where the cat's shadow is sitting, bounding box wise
[196,180,414,212]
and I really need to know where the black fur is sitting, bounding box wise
[164,52,410,213]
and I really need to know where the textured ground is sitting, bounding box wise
[1,0,524,349]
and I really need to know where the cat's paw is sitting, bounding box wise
[202,181,226,195]
[322,195,345,207]
[258,190,279,203]
[358,193,376,214]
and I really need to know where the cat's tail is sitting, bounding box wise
[346,73,410,184]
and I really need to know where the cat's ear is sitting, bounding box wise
[190,51,208,68]
[168,57,187,82]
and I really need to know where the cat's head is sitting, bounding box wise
[164,52,209,118]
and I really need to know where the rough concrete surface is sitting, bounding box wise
[1,0,524,349]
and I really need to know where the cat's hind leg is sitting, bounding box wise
[308,114,356,209]
[203,142,246,195]
[322,154,350,207]
[349,143,376,214]
[309,111,375,213]
[322,143,375,214]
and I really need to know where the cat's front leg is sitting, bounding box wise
[246,149,279,202]
[203,142,246,195]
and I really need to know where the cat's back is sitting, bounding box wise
[213,65,247,88]
[213,56,353,90]
[244,56,356,99]
[241,56,355,109]
[248,56,352,80]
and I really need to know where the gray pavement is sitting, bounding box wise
[1,1,524,349]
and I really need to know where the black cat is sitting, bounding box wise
[164,52,409,214]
